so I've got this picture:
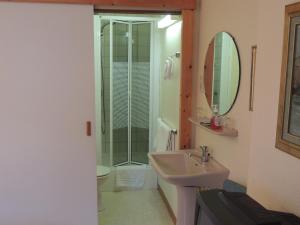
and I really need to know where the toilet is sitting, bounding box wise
[97,165,111,212]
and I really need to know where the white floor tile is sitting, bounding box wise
[98,190,174,225]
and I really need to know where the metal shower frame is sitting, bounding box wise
[98,16,156,166]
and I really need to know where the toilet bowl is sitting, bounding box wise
[97,165,111,212]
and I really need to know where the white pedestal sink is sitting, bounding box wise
[148,150,229,225]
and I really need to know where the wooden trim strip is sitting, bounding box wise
[94,0,195,11]
[0,0,196,10]
[86,121,92,136]
[1,0,93,4]
[180,9,194,149]
[157,184,176,225]
[94,9,181,14]
[249,45,257,112]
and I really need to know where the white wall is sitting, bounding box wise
[247,0,300,216]
[0,3,97,225]
[158,21,182,217]
[159,21,182,143]
[193,0,258,186]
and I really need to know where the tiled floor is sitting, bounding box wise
[99,190,174,225]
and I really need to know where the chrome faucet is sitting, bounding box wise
[186,145,210,163]
[200,145,210,162]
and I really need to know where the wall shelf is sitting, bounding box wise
[188,117,238,137]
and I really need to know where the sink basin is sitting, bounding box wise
[148,150,229,187]
[148,150,229,225]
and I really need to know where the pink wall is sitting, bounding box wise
[193,0,258,186]
[0,2,97,224]
[247,0,300,216]
[194,0,300,216]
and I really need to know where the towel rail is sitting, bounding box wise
[160,118,177,151]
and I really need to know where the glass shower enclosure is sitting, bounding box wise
[97,18,152,166]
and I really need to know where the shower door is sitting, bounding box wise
[130,22,151,164]
[111,21,130,166]
[110,21,152,166]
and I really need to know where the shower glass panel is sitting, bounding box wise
[131,23,151,164]
[112,21,130,165]
[101,19,152,166]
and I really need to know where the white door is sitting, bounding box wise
[0,3,97,225]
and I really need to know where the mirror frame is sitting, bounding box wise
[276,2,300,159]
[204,31,241,115]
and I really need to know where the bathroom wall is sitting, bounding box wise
[247,0,300,216]
[193,0,258,186]
[194,0,300,216]
[158,21,182,216]
[159,21,182,142]
[0,2,97,225]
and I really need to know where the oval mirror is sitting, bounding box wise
[204,32,240,115]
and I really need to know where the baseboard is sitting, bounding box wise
[157,184,176,225]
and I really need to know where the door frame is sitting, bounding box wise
[98,9,194,149]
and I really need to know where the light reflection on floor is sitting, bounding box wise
[98,190,174,225]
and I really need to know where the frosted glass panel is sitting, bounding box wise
[131,23,151,164]
[112,22,129,165]
[100,21,151,166]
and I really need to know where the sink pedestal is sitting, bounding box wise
[176,186,198,225]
